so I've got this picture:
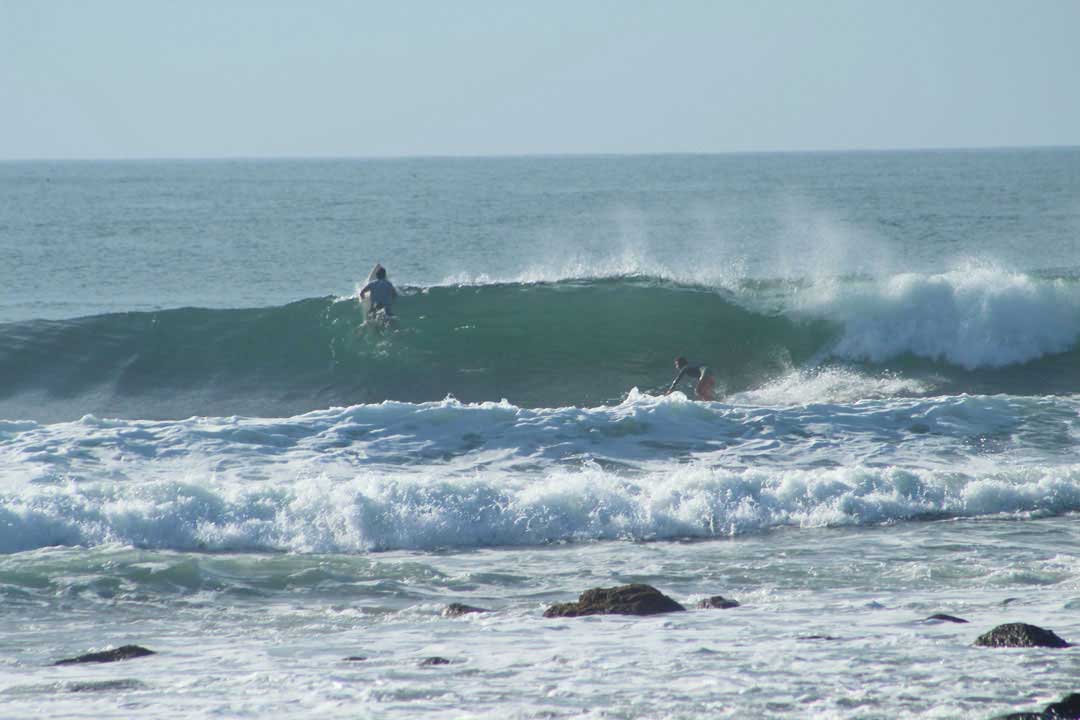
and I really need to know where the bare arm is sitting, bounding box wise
[666,368,689,394]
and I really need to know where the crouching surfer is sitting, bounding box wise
[665,356,716,401]
[360,265,398,322]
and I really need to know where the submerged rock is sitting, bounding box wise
[975,623,1071,648]
[419,656,451,667]
[925,613,969,624]
[65,679,148,693]
[543,584,686,618]
[697,595,740,609]
[443,603,489,617]
[54,645,156,666]
[996,692,1080,719]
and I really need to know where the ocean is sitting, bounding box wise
[1,150,1079,718]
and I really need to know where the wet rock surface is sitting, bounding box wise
[975,623,1070,648]
[544,584,686,618]
[443,603,489,617]
[65,679,148,693]
[53,645,156,666]
[925,613,968,623]
[996,692,1080,719]
[697,595,740,609]
[419,656,452,667]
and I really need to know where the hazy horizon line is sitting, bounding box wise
[3,143,1078,164]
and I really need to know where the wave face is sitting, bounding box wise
[2,269,1079,421]
[0,278,827,420]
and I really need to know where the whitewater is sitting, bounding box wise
[2,150,1080,719]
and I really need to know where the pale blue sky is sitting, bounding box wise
[2,0,1079,159]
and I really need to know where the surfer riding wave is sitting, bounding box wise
[665,356,716,400]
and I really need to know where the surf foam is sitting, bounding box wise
[802,267,1080,368]
[3,395,1080,554]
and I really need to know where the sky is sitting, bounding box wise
[2,0,1079,159]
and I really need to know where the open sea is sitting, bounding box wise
[2,150,1080,719]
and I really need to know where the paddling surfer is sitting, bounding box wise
[665,356,716,401]
[360,266,398,319]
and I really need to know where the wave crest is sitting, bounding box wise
[805,267,1080,368]
[5,461,1080,554]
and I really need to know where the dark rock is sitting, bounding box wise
[54,645,155,666]
[66,679,147,693]
[996,692,1080,719]
[925,613,969,624]
[543,584,686,618]
[1044,694,1080,718]
[343,656,367,662]
[419,656,451,667]
[697,595,740,609]
[975,623,1071,648]
[443,603,489,617]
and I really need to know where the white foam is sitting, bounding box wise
[729,367,931,405]
[801,266,1080,368]
[2,395,1079,554]
[5,458,1080,555]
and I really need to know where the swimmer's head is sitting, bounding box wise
[674,356,688,368]
[375,267,387,280]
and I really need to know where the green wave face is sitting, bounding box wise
[0,279,833,420]
[6,273,1079,422]
[348,278,832,407]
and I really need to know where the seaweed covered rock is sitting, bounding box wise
[975,623,1070,648]
[544,584,686,618]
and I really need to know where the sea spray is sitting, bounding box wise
[802,266,1080,368]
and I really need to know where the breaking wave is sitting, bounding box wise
[1,269,1078,421]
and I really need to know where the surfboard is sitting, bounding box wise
[361,263,383,322]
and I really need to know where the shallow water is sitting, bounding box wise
[3,518,1078,719]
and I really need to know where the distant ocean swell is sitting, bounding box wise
[1,269,1079,420]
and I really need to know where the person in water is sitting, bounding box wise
[359,266,398,318]
[666,356,716,401]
